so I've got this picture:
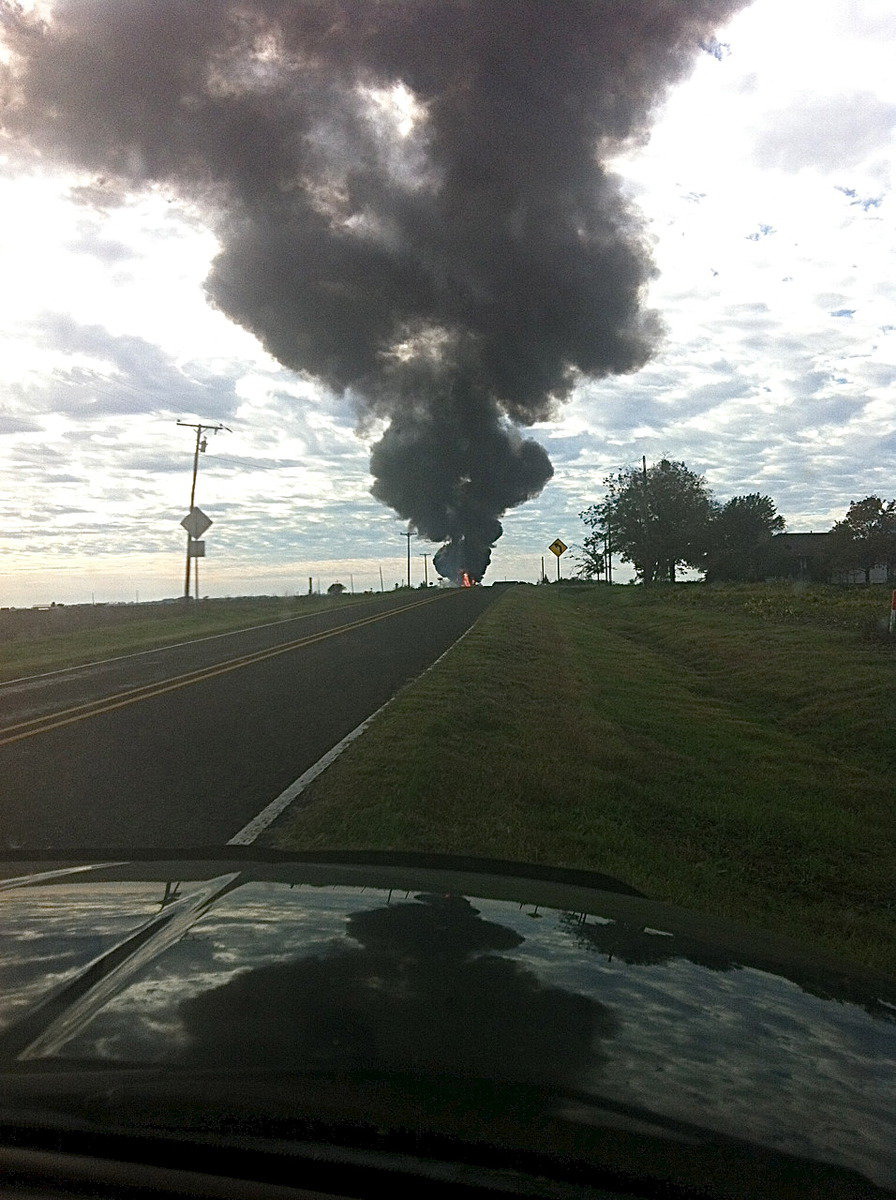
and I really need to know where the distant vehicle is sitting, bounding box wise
[1,849,893,1199]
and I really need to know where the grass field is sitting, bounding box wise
[273,582,896,976]
[0,592,375,682]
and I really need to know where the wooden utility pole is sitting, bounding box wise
[177,420,229,599]
[641,454,652,586]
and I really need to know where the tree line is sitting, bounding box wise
[576,458,896,585]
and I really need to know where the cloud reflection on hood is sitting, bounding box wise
[176,892,617,1091]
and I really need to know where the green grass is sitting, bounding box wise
[272,583,896,976]
[0,592,375,681]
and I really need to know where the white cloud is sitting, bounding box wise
[754,93,896,172]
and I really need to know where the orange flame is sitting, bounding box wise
[462,572,472,587]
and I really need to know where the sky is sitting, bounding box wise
[1,0,894,605]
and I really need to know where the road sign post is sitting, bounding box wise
[549,538,568,582]
[180,508,213,601]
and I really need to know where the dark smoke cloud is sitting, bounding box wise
[1,0,747,578]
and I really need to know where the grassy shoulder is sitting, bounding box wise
[0,592,374,681]
[272,583,896,977]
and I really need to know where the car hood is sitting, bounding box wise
[0,850,894,1197]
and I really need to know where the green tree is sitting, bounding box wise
[581,459,714,585]
[705,493,785,582]
[573,530,605,580]
[830,496,896,583]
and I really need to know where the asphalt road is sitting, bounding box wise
[0,587,501,850]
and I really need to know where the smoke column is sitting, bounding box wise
[0,0,747,579]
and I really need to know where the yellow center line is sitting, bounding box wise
[0,593,390,691]
[1,590,449,737]
[0,591,457,748]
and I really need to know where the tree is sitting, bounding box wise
[829,496,896,583]
[327,581,346,595]
[581,459,714,584]
[573,530,605,580]
[704,494,785,582]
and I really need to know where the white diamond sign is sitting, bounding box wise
[180,507,212,538]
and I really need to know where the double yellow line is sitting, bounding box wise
[0,591,454,748]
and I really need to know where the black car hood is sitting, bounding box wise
[0,850,893,1197]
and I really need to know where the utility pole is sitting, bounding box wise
[640,454,651,587]
[350,572,355,594]
[403,531,414,588]
[378,565,384,594]
[177,420,230,600]
[420,552,430,586]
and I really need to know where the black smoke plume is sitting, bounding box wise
[0,0,747,579]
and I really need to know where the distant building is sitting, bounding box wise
[767,532,891,584]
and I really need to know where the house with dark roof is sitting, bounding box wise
[767,532,891,584]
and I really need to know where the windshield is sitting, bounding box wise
[0,2,894,1196]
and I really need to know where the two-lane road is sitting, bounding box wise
[0,586,501,850]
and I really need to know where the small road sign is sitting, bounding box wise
[181,507,212,538]
[549,538,568,557]
[188,540,206,558]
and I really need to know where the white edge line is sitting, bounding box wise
[0,596,382,689]
[225,702,391,846]
[227,611,484,846]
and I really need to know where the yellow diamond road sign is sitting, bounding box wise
[549,538,568,557]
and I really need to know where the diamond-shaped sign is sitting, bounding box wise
[180,507,212,538]
[549,538,568,557]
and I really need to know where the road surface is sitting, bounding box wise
[0,587,500,850]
